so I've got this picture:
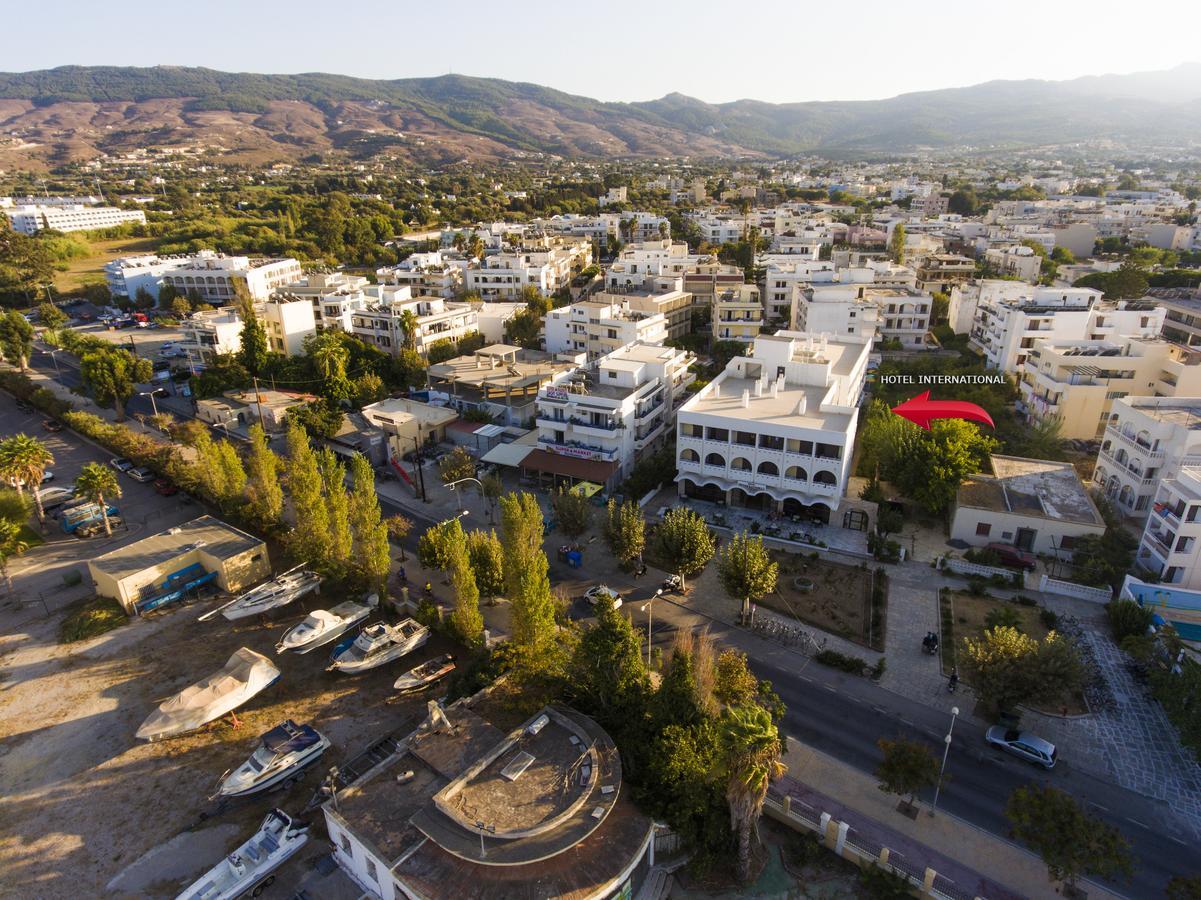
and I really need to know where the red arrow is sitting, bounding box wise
[890,391,994,430]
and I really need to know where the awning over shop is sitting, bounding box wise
[571,481,603,498]
[481,441,535,468]
[520,449,619,484]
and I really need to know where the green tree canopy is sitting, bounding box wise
[499,491,556,650]
[552,487,593,539]
[79,346,153,421]
[716,531,778,622]
[875,738,940,808]
[652,507,716,588]
[603,499,645,567]
[1005,784,1134,890]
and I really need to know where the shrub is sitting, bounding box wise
[1015,595,1038,607]
[815,649,869,676]
[1040,608,1060,630]
[871,657,887,681]
[1106,598,1155,642]
[985,606,1022,631]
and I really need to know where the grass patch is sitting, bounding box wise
[53,236,159,293]
[60,596,127,644]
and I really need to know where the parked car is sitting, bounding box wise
[110,457,134,472]
[153,479,178,496]
[37,486,76,511]
[42,419,63,432]
[127,466,155,483]
[583,585,622,609]
[984,543,1037,571]
[985,727,1057,769]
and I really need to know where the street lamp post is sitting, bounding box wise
[930,705,959,816]
[138,390,160,418]
[640,588,663,667]
[446,476,487,522]
[43,347,61,376]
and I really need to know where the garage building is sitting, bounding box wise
[88,516,270,615]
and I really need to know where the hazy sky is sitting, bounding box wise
[7,0,1199,104]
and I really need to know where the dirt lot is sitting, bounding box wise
[757,552,884,650]
[0,591,458,898]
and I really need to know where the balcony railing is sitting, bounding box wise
[1105,425,1164,459]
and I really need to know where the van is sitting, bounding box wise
[61,502,120,534]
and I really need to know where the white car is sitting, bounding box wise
[583,585,622,609]
[127,466,155,483]
[37,486,76,510]
[110,457,134,472]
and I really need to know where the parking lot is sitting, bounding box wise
[0,394,460,898]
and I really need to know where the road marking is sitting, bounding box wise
[1091,804,1109,813]
[899,719,915,727]
[823,685,837,693]
[1167,836,1188,846]
[1125,817,1148,829]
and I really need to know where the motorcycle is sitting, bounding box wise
[921,631,939,655]
[661,574,683,594]
[947,668,959,693]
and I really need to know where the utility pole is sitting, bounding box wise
[251,376,265,425]
[411,433,428,503]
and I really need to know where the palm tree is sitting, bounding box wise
[0,434,55,523]
[720,705,788,882]
[0,519,30,595]
[74,463,122,536]
[310,334,349,383]
[398,309,419,352]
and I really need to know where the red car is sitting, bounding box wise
[153,479,178,496]
[985,542,1037,571]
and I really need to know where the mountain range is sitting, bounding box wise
[0,63,1198,169]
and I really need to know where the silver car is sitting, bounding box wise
[985,726,1057,769]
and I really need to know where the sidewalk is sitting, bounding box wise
[778,740,1122,900]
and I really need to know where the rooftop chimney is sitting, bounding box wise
[795,395,807,416]
[741,389,750,408]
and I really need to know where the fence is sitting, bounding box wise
[1037,574,1112,604]
[938,556,1022,583]
[764,784,969,900]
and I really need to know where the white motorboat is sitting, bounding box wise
[393,654,456,693]
[215,720,331,799]
[327,619,429,674]
[175,808,309,900]
[220,569,321,621]
[136,648,280,742]
[275,595,377,654]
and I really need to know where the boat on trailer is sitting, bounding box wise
[175,808,309,900]
[327,619,429,674]
[393,654,456,693]
[219,568,321,621]
[215,720,331,799]
[275,595,376,654]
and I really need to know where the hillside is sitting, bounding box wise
[0,64,1198,168]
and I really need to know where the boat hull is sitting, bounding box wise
[217,735,331,798]
[175,810,309,900]
[222,576,321,621]
[329,633,429,674]
[275,606,370,654]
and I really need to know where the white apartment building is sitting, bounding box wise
[712,284,763,344]
[984,244,1042,282]
[762,261,838,325]
[527,343,695,491]
[267,271,369,333]
[966,285,1162,373]
[588,286,693,341]
[180,307,244,366]
[1137,465,1201,589]
[107,250,302,303]
[544,298,668,360]
[259,294,317,356]
[605,240,710,291]
[375,251,464,298]
[795,286,882,344]
[676,331,872,522]
[691,214,748,245]
[1095,397,1201,519]
[350,288,478,357]
[463,238,591,299]
[1019,338,1201,439]
[4,203,145,235]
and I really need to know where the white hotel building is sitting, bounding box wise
[350,286,478,357]
[106,250,302,303]
[675,331,871,523]
[1095,397,1201,519]
[1137,465,1201,590]
[4,203,145,235]
[544,298,668,360]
